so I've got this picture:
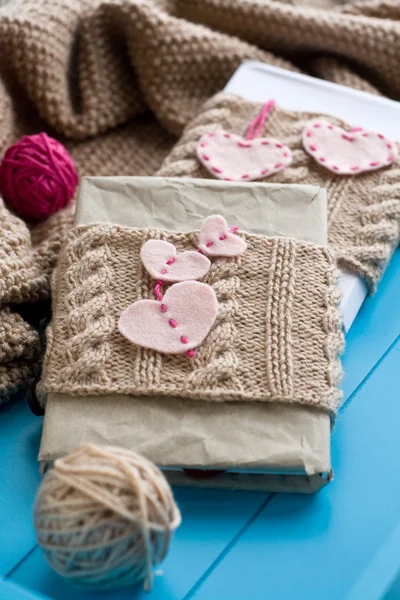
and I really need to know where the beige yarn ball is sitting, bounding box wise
[33,444,181,591]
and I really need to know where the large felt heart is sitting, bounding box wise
[118,281,218,354]
[196,130,292,181]
[302,120,398,175]
[199,215,247,257]
[141,240,211,282]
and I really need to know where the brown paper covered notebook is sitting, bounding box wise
[39,177,336,492]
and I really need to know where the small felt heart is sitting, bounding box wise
[302,120,398,175]
[141,240,211,282]
[196,130,292,181]
[118,281,218,354]
[199,215,247,256]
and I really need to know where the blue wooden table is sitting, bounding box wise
[1,251,400,600]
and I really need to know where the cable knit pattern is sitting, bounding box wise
[1,0,397,398]
[184,256,243,394]
[158,93,400,289]
[322,251,344,402]
[42,224,343,417]
[43,227,114,392]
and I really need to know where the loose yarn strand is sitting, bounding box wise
[245,99,276,140]
[151,224,239,359]
[154,280,164,301]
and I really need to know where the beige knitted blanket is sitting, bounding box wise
[1,0,400,401]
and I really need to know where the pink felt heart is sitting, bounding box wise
[302,120,398,175]
[199,215,247,257]
[196,130,292,181]
[118,281,218,354]
[141,240,211,282]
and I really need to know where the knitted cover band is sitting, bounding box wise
[157,93,400,290]
[42,224,344,417]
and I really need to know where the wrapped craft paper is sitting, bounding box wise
[39,176,332,492]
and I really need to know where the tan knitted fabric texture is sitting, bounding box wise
[0,0,398,399]
[0,307,40,397]
[42,224,344,416]
[158,94,400,289]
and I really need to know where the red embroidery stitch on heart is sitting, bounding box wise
[141,239,211,282]
[196,100,292,181]
[118,281,218,355]
[302,120,398,175]
[199,215,246,256]
[119,215,249,356]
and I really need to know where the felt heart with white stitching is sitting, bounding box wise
[118,281,218,354]
[141,240,211,282]
[196,130,292,182]
[302,120,398,175]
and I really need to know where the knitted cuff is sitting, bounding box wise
[0,197,74,305]
[157,92,400,290]
[42,224,343,417]
[0,307,40,402]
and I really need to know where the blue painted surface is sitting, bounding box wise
[0,249,399,600]
[341,249,400,403]
[346,520,400,600]
[0,578,50,600]
[190,340,400,600]
[0,396,42,575]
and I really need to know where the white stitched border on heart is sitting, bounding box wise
[141,239,211,282]
[118,281,218,354]
[302,120,398,175]
[196,130,292,182]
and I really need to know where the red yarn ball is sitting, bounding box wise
[0,133,78,222]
